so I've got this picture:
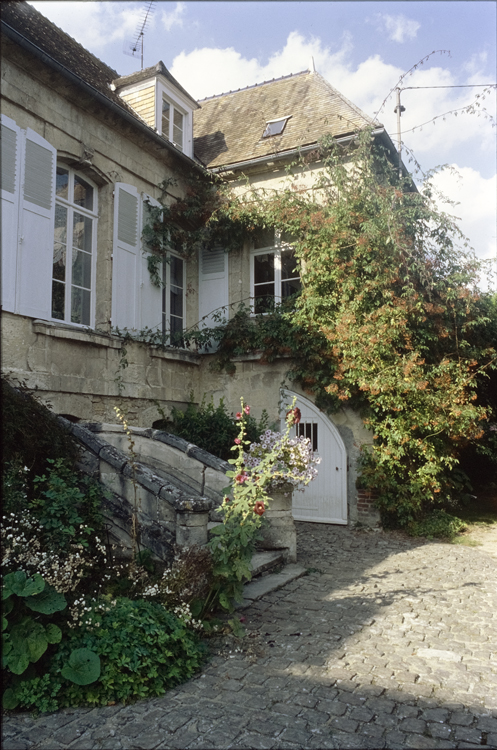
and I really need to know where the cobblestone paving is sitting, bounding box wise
[3,523,497,749]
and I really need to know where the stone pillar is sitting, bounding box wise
[257,483,297,563]
[175,511,209,547]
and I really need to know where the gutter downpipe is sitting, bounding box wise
[1,21,205,174]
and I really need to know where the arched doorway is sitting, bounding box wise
[281,390,347,524]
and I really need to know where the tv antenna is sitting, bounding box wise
[123,1,156,70]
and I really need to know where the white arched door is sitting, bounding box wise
[281,390,347,524]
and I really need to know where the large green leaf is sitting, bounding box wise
[2,688,20,710]
[61,649,100,686]
[3,572,45,599]
[25,585,66,615]
[45,623,62,644]
[9,617,48,667]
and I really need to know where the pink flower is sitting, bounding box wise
[236,412,242,420]
[254,500,265,516]
[235,472,248,484]
[234,438,241,445]
[244,405,251,415]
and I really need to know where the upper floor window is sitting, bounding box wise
[52,166,97,326]
[162,96,184,152]
[163,253,185,344]
[251,228,301,314]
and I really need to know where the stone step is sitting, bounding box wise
[236,563,307,609]
[250,550,285,577]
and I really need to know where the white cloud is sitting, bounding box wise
[160,2,185,32]
[28,1,146,54]
[374,13,421,43]
[430,165,497,288]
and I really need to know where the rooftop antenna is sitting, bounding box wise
[123,0,156,70]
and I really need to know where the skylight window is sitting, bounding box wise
[262,116,290,138]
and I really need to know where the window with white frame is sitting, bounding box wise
[52,166,97,326]
[161,95,184,152]
[251,228,301,314]
[162,253,185,344]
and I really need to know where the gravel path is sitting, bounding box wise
[3,522,497,749]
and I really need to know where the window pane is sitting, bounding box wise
[53,243,66,281]
[52,280,65,319]
[254,283,274,313]
[56,167,69,199]
[71,287,91,325]
[73,213,92,252]
[162,98,170,138]
[72,249,92,289]
[74,175,93,211]
[282,278,302,298]
[54,205,67,244]
[254,253,274,284]
[170,315,183,346]
[281,249,298,280]
[173,109,183,150]
[170,256,183,288]
[170,286,183,317]
[254,227,275,249]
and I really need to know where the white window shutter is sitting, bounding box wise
[16,127,56,318]
[198,246,228,351]
[1,114,21,313]
[112,183,140,330]
[139,194,163,332]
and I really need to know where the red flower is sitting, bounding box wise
[235,472,248,484]
[236,412,242,420]
[254,500,265,516]
[286,407,302,425]
[223,496,231,504]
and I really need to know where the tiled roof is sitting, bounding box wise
[193,70,380,169]
[1,0,135,115]
[113,62,200,110]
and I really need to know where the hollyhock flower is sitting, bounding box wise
[236,412,242,420]
[235,472,248,484]
[234,438,241,444]
[244,405,250,415]
[254,501,265,516]
[286,407,301,425]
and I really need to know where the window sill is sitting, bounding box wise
[32,320,122,349]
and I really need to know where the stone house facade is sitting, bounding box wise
[1,1,405,525]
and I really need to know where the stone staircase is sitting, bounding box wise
[242,550,306,608]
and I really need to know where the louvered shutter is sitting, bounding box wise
[139,194,163,332]
[1,115,21,313]
[198,246,228,352]
[112,183,140,330]
[16,128,56,318]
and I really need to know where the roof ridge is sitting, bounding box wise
[198,68,311,103]
[4,0,119,80]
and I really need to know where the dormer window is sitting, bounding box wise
[162,96,185,152]
[262,116,291,138]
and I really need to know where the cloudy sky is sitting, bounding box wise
[29,1,497,288]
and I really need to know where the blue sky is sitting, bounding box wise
[29,1,496,287]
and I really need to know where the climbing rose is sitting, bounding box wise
[286,407,301,425]
[253,501,265,516]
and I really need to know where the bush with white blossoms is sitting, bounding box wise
[244,426,321,492]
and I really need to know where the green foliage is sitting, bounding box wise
[50,597,207,707]
[60,648,100,686]
[1,377,79,497]
[157,392,270,461]
[406,509,467,540]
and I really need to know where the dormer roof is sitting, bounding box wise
[113,61,200,110]
[193,69,380,169]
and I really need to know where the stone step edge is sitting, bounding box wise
[235,564,307,609]
[250,550,285,578]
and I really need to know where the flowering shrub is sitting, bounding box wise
[244,429,320,492]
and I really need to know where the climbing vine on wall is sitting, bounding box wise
[142,128,497,523]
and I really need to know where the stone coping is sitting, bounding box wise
[81,421,231,475]
[59,417,216,513]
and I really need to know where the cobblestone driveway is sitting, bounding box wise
[3,522,497,749]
